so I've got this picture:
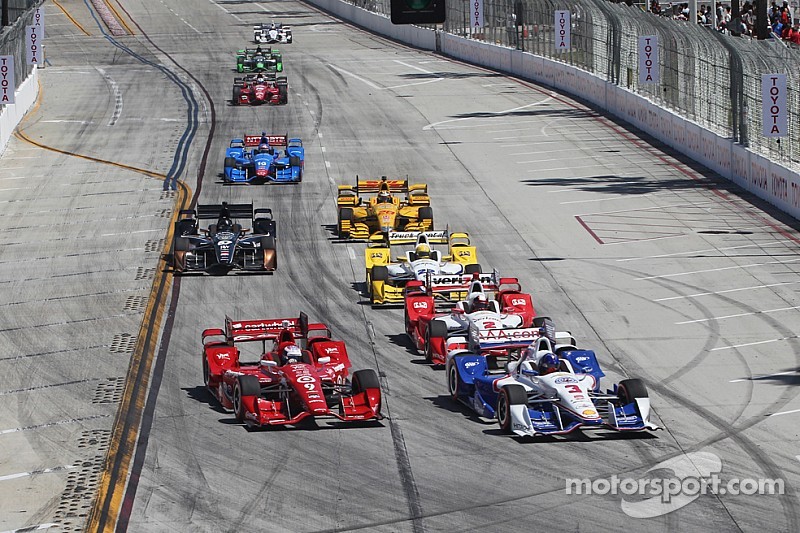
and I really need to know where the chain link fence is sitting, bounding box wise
[349,0,800,170]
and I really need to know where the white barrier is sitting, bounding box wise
[0,66,39,156]
[305,0,800,220]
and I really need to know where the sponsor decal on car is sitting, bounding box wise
[582,409,598,417]
[555,376,578,384]
[412,301,428,309]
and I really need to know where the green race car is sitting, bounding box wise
[236,47,283,73]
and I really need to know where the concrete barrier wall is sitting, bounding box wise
[306,0,800,219]
[0,66,39,155]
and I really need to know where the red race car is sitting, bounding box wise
[404,274,537,365]
[202,313,382,428]
[232,74,288,106]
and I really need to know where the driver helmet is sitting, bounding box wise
[538,352,559,375]
[415,243,431,260]
[218,217,233,231]
[471,293,489,312]
[283,344,302,365]
[377,190,391,202]
[259,142,270,153]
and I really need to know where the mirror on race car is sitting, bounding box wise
[317,356,331,364]
[260,359,277,367]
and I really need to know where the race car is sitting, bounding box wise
[446,329,660,437]
[172,202,277,274]
[254,22,292,44]
[202,313,383,428]
[232,73,288,106]
[405,274,538,364]
[223,134,304,184]
[236,46,283,73]
[337,176,434,240]
[365,230,481,306]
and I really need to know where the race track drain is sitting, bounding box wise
[159,190,176,201]
[92,377,125,404]
[144,238,165,253]
[55,430,110,532]
[157,208,172,218]
[135,267,156,280]
[109,333,137,354]
[123,295,145,312]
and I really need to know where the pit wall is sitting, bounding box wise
[307,0,800,220]
[0,67,39,155]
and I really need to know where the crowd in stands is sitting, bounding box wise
[646,0,800,44]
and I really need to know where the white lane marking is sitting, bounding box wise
[386,78,443,89]
[256,3,273,12]
[676,305,800,325]
[310,110,316,115]
[101,229,162,237]
[207,0,243,21]
[730,370,797,383]
[0,177,28,181]
[325,161,331,168]
[318,132,323,138]
[529,164,605,173]
[636,258,800,281]
[424,99,553,131]
[160,118,179,122]
[600,235,685,246]
[518,155,596,164]
[328,64,382,90]
[618,242,790,263]
[0,523,58,533]
[321,147,326,152]
[510,147,589,156]
[655,282,800,302]
[328,176,335,185]
[160,0,201,33]
[559,192,672,205]
[40,120,92,124]
[393,60,433,73]
[96,67,122,126]
[0,465,76,482]
[348,247,356,259]
[712,337,799,351]
[0,414,110,435]
[768,408,800,417]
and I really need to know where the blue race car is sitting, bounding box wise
[445,321,660,438]
[223,133,304,184]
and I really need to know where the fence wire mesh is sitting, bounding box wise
[352,0,800,170]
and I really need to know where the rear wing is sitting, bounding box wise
[468,318,563,352]
[244,134,288,147]
[355,176,408,194]
[224,312,329,343]
[426,271,500,294]
[196,203,254,220]
[386,230,447,245]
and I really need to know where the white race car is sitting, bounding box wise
[447,333,660,437]
[254,23,292,44]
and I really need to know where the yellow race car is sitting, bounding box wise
[337,176,434,240]
[365,230,481,307]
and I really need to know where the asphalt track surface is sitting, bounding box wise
[2,0,800,532]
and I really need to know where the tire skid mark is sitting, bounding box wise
[95,67,123,126]
[0,287,147,307]
[0,379,95,396]
[0,414,111,435]
[0,345,110,363]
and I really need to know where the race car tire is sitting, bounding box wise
[338,208,353,238]
[425,320,447,364]
[497,384,527,432]
[223,157,237,171]
[233,86,241,105]
[278,85,288,105]
[261,235,276,250]
[254,218,275,236]
[617,378,648,404]
[464,264,482,275]
[418,206,434,226]
[202,357,211,388]
[371,265,389,281]
[234,375,260,422]
[447,362,461,401]
[289,155,301,168]
[175,218,196,237]
[173,236,191,252]
[351,369,380,394]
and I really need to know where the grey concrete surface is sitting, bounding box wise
[2,0,799,532]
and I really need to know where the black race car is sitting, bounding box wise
[172,202,277,274]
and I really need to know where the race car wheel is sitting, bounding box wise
[617,378,648,405]
[465,264,482,275]
[233,375,260,422]
[425,320,447,364]
[352,369,380,394]
[447,362,460,401]
[254,218,276,236]
[202,357,210,388]
[289,155,301,168]
[338,208,353,238]
[233,86,241,105]
[372,265,388,281]
[278,85,288,104]
[497,384,527,433]
[173,236,191,252]
[261,235,277,250]
[418,206,433,227]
